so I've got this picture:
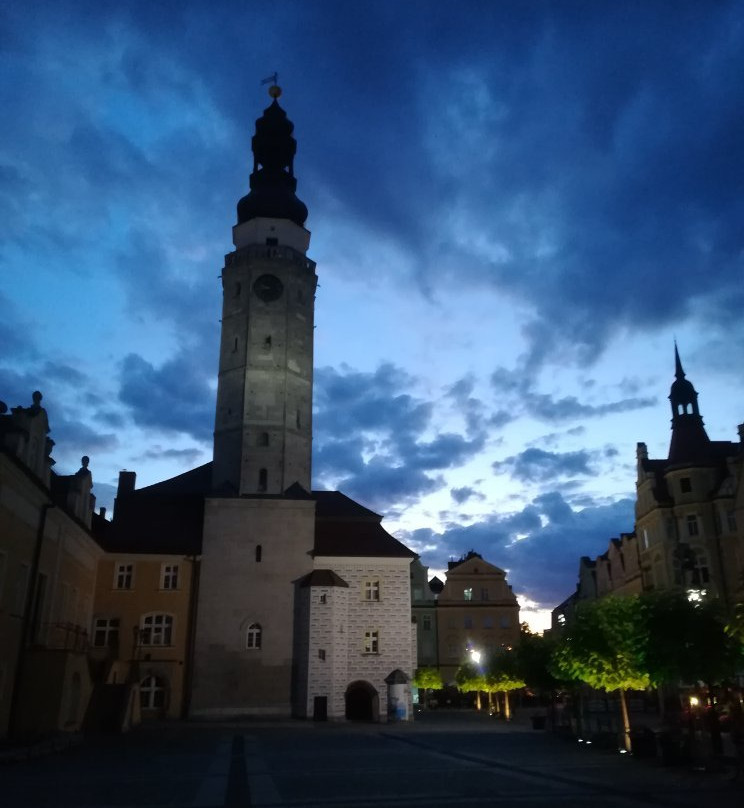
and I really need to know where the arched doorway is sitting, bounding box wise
[345,681,379,722]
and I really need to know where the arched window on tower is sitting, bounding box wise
[246,623,262,650]
[258,468,267,492]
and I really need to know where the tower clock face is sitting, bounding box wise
[253,274,284,302]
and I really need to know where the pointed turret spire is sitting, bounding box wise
[668,343,710,462]
[236,84,308,227]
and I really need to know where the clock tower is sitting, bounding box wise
[212,84,317,495]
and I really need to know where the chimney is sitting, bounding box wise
[117,470,136,497]
[99,506,107,520]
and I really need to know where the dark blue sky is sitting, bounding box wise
[2,1,743,625]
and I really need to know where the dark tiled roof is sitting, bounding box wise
[313,518,416,559]
[134,463,213,495]
[103,492,204,555]
[298,569,349,588]
[312,490,382,521]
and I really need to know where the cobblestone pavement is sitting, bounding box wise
[1,711,741,807]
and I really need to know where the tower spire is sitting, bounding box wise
[668,343,709,462]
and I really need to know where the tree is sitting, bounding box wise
[412,667,443,710]
[455,661,487,710]
[551,596,649,751]
[642,591,743,689]
[485,647,525,720]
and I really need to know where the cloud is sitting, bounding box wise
[450,486,485,505]
[118,351,214,442]
[408,492,635,608]
[493,448,595,483]
[134,446,205,465]
[313,363,487,510]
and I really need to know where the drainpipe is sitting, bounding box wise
[8,502,54,738]
[181,554,201,719]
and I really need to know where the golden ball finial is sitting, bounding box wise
[269,84,282,99]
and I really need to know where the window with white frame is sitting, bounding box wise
[115,563,133,590]
[363,580,380,601]
[93,617,120,648]
[140,613,173,646]
[161,564,179,590]
[140,675,166,710]
[245,623,262,649]
[363,630,379,654]
[463,587,473,601]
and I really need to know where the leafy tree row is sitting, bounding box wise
[414,592,744,752]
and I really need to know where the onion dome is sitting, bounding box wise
[237,85,308,227]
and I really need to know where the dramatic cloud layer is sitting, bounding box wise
[3,1,743,624]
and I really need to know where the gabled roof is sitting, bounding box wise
[104,460,414,560]
[298,569,349,588]
[313,519,415,559]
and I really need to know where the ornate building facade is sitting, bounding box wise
[553,348,744,627]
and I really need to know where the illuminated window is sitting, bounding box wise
[364,580,380,601]
[93,617,120,648]
[140,614,173,646]
[246,623,262,650]
[115,563,133,590]
[161,564,179,590]
[687,515,699,536]
[364,630,379,654]
[463,587,473,601]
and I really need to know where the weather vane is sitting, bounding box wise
[261,72,281,98]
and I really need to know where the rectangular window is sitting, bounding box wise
[463,587,473,601]
[499,616,510,629]
[318,649,326,661]
[480,588,489,601]
[464,616,473,629]
[161,564,179,590]
[642,528,650,550]
[483,616,494,629]
[680,477,692,494]
[363,630,379,654]
[93,618,120,648]
[115,563,133,590]
[364,580,380,601]
[422,615,432,631]
[727,510,737,532]
[13,563,29,615]
[687,515,699,537]
[140,614,173,646]
[319,593,327,604]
